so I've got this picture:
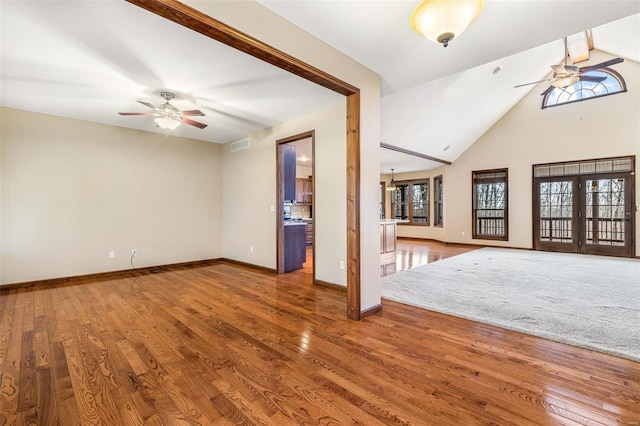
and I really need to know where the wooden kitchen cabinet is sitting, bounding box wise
[296,177,312,204]
[296,179,305,204]
[283,144,297,202]
[305,177,312,204]
[284,223,306,272]
[304,220,313,246]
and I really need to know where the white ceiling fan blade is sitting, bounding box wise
[514,78,552,88]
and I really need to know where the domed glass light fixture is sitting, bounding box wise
[154,116,181,131]
[410,0,485,47]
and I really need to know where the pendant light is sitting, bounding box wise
[410,0,485,47]
[386,169,397,191]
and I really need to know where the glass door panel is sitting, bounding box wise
[534,177,578,253]
[533,159,634,258]
[581,174,632,257]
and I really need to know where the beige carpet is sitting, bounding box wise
[381,248,640,362]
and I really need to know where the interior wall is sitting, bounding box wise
[187,0,382,309]
[0,108,2,279]
[222,100,348,286]
[0,107,223,285]
[296,166,312,179]
[395,52,639,251]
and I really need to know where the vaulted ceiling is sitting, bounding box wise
[2,1,638,173]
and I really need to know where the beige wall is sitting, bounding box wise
[386,52,640,252]
[188,0,382,309]
[222,101,348,286]
[1,108,223,285]
[296,165,312,179]
[0,108,2,278]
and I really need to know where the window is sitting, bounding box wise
[472,169,508,240]
[542,68,626,109]
[434,175,443,227]
[392,179,429,225]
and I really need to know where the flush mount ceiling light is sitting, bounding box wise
[410,0,485,48]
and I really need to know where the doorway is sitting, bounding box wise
[136,0,362,320]
[533,156,635,257]
[276,131,315,276]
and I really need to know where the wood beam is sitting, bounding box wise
[346,93,361,320]
[125,0,358,96]
[380,142,452,165]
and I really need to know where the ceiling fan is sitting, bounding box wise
[119,92,207,130]
[514,37,624,94]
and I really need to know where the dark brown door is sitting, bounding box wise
[534,177,580,253]
[534,173,634,257]
[580,173,633,257]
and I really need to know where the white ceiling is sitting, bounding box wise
[0,1,342,143]
[257,1,640,173]
[2,1,639,174]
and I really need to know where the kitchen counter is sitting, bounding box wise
[284,222,306,272]
[285,218,313,247]
[380,220,397,264]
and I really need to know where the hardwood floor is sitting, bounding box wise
[382,238,478,276]
[1,259,639,424]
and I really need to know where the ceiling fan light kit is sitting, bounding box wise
[119,91,207,136]
[514,33,623,91]
[154,116,181,131]
[155,92,182,132]
[410,0,485,48]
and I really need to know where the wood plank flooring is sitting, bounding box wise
[1,254,639,424]
[381,238,478,277]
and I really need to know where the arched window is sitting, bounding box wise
[542,68,626,109]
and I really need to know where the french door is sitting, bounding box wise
[533,158,635,258]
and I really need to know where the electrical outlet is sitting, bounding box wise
[108,250,115,259]
[339,260,345,270]
[250,245,254,252]
[461,231,465,237]
[131,249,137,257]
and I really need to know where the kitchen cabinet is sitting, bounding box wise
[283,144,297,202]
[380,220,397,264]
[296,177,312,204]
[304,220,313,246]
[284,223,306,272]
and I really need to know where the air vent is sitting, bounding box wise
[230,138,250,153]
